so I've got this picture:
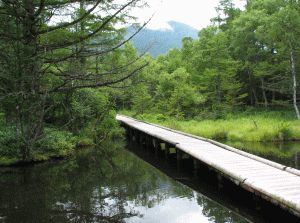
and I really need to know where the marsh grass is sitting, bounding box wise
[120,109,300,142]
[181,117,300,141]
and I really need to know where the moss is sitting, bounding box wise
[0,157,21,166]
[76,137,94,147]
[0,150,74,166]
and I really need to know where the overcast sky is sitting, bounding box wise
[132,0,246,30]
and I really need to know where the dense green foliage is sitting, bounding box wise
[2,0,300,163]
[0,0,148,162]
[118,0,300,130]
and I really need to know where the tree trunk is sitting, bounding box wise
[17,1,45,161]
[290,45,300,119]
[4,107,13,126]
[272,89,275,109]
[248,67,259,106]
[295,151,299,170]
[80,0,86,72]
[217,29,222,112]
[260,77,268,111]
[176,88,180,119]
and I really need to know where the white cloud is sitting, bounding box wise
[133,0,246,30]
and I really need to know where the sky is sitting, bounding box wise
[133,0,246,30]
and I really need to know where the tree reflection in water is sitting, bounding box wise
[2,138,298,223]
[0,140,195,222]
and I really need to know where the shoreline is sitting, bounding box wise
[0,152,73,167]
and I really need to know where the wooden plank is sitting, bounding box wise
[117,115,300,216]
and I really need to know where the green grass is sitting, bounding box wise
[0,149,74,166]
[181,118,300,142]
[119,109,300,142]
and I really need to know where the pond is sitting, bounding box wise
[0,138,300,222]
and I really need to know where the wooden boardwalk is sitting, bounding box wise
[117,114,300,217]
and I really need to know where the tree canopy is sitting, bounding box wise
[0,0,150,161]
[2,0,300,162]
[119,0,300,121]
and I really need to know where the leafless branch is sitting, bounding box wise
[37,0,103,35]
[46,62,149,93]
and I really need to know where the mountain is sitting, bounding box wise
[126,21,199,59]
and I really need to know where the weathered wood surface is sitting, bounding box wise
[117,114,300,217]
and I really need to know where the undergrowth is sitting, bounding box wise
[0,110,125,165]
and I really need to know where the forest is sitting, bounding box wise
[1,0,300,163]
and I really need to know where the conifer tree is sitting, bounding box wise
[0,0,149,160]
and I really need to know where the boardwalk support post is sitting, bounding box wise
[176,148,183,170]
[129,127,133,140]
[154,139,161,156]
[139,132,144,146]
[133,129,138,142]
[145,135,152,151]
[144,134,151,155]
[217,173,224,189]
[194,158,200,178]
[124,125,130,138]
[176,148,182,161]
[165,143,171,159]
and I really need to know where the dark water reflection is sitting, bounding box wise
[0,139,299,222]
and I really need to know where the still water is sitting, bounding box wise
[0,139,300,222]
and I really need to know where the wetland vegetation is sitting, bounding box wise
[120,108,300,142]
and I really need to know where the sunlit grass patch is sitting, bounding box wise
[119,109,300,142]
[175,116,299,142]
[227,131,245,141]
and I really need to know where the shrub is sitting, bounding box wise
[108,127,126,139]
[135,113,153,121]
[155,114,168,122]
[39,129,77,153]
[277,122,292,140]
[0,128,21,158]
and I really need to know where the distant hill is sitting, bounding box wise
[126,21,199,59]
